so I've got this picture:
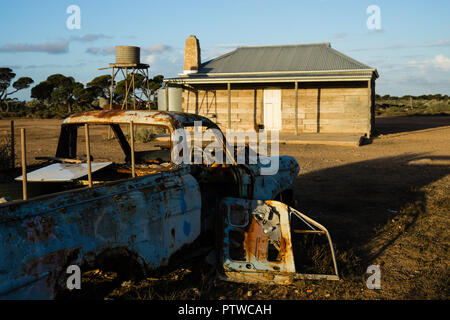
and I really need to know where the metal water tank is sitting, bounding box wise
[157,88,182,112]
[115,46,140,64]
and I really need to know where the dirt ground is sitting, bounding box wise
[0,115,449,300]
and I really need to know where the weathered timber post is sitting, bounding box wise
[84,124,92,187]
[10,120,15,168]
[295,82,299,135]
[20,128,27,200]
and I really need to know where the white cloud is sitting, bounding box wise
[85,46,115,56]
[430,54,450,71]
[374,54,450,95]
[0,41,69,54]
[85,47,101,55]
[69,34,112,43]
[0,34,112,55]
[349,38,450,52]
[145,55,156,64]
[409,54,450,72]
[142,44,173,54]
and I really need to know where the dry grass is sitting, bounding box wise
[376,98,450,117]
[0,136,13,169]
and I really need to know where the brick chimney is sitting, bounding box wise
[183,35,201,74]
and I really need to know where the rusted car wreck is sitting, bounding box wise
[0,110,338,299]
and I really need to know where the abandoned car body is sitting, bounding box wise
[0,110,338,299]
[219,198,339,284]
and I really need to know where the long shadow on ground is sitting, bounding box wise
[375,115,450,135]
[292,153,450,276]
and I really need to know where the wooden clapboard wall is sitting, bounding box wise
[181,81,373,136]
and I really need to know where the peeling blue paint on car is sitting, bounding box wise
[183,221,191,237]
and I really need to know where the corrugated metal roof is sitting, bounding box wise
[198,43,374,74]
[167,72,374,85]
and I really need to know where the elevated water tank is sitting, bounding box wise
[115,46,140,64]
[157,87,182,112]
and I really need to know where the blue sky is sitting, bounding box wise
[1,0,449,100]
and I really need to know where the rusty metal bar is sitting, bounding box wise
[289,208,339,279]
[293,273,340,281]
[20,128,27,200]
[293,229,326,235]
[10,120,14,168]
[223,269,339,282]
[130,121,136,178]
[35,156,82,164]
[84,124,92,187]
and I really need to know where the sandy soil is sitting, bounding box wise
[0,115,449,300]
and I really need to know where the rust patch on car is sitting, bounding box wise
[23,216,57,243]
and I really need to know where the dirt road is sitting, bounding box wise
[0,115,449,299]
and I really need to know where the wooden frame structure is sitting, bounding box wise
[99,63,151,110]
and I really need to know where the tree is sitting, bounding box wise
[86,73,163,108]
[47,74,74,88]
[114,74,164,107]
[148,75,164,108]
[51,86,74,111]
[115,74,146,104]
[73,86,101,105]
[87,75,113,99]
[0,68,16,108]
[114,78,129,102]
[31,74,80,113]
[31,81,55,102]
[12,77,34,92]
[149,75,164,97]
[432,94,442,100]
[0,67,34,111]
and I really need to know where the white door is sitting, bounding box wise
[263,89,282,131]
